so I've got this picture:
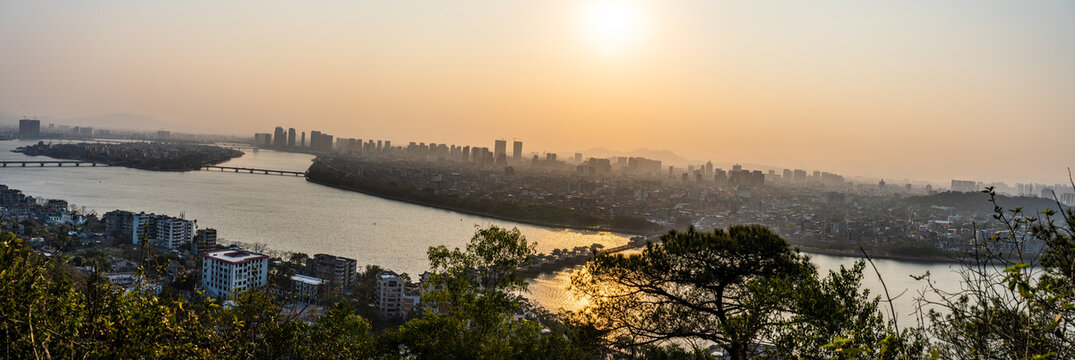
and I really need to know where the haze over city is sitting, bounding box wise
[1,0,1073,184]
[4,1,1075,358]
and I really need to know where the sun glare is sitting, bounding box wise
[578,0,647,57]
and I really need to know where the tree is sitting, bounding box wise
[572,225,921,359]
[395,225,590,359]
[572,225,816,358]
[288,252,309,267]
[774,259,926,359]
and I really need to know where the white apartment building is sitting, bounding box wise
[130,212,194,249]
[290,274,326,303]
[155,217,194,249]
[201,249,269,299]
[376,270,405,317]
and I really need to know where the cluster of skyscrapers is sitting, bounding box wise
[254,126,348,153]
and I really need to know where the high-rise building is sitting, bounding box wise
[300,132,306,147]
[574,153,582,164]
[155,217,194,249]
[254,133,273,146]
[951,180,977,193]
[793,169,807,182]
[1060,192,1075,206]
[201,249,269,299]
[19,119,40,139]
[289,275,326,303]
[126,212,194,249]
[193,228,218,254]
[377,270,405,317]
[494,139,507,157]
[273,127,286,147]
[494,140,507,165]
[512,141,522,161]
[307,254,358,289]
[321,134,334,152]
[287,128,296,147]
[104,210,135,240]
[626,157,662,175]
[310,131,323,151]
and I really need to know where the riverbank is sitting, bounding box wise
[793,246,965,264]
[308,173,984,265]
[306,177,658,236]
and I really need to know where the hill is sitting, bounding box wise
[904,191,1067,214]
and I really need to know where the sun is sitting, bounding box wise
[578,0,647,57]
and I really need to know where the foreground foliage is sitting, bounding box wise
[920,187,1075,359]
[572,225,921,359]
[0,231,376,359]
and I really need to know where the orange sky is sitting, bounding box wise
[1,1,1073,184]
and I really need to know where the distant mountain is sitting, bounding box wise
[904,191,1066,214]
[0,111,208,134]
[574,147,787,171]
[576,147,691,166]
[61,113,170,131]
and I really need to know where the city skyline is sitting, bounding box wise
[2,1,1073,184]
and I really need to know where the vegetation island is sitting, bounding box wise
[14,141,243,171]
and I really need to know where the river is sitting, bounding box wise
[1,139,966,325]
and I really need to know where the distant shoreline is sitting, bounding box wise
[305,177,655,236]
[793,247,966,264]
[307,178,986,265]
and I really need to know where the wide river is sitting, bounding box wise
[1,139,965,325]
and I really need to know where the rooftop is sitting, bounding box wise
[378,270,400,280]
[291,274,326,286]
[203,249,268,264]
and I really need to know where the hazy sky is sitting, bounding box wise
[1,1,1072,184]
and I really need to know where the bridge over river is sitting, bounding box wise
[0,160,109,167]
[202,165,306,176]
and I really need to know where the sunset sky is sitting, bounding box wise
[1,1,1073,184]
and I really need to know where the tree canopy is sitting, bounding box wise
[571,225,913,359]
